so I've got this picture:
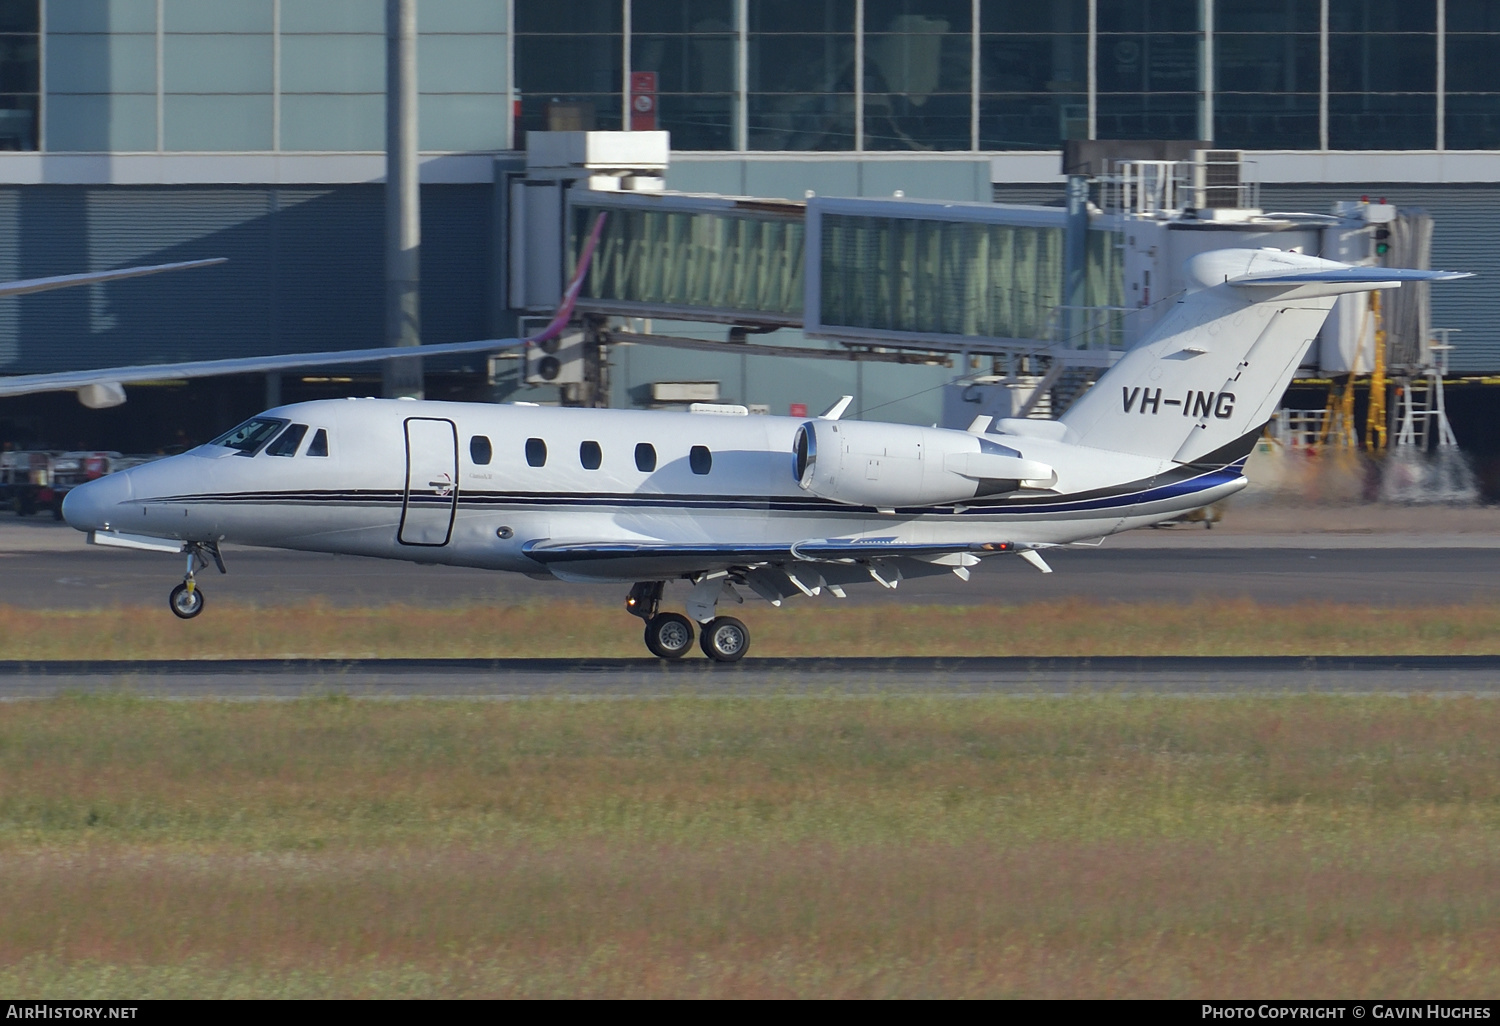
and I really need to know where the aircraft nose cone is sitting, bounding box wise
[62,471,133,532]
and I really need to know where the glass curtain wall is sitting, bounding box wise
[0,0,34,149]
[748,0,857,150]
[1327,0,1436,149]
[19,1,1497,154]
[1214,0,1319,149]
[1447,0,1500,148]
[1094,0,1201,140]
[632,0,737,150]
[862,0,973,149]
[979,0,1087,149]
[514,0,623,136]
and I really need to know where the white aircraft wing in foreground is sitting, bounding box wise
[59,248,1472,662]
[0,214,609,406]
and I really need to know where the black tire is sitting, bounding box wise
[644,612,694,659]
[169,582,205,619]
[699,616,750,663]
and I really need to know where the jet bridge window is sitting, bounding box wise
[580,440,602,470]
[209,417,288,456]
[635,443,656,472]
[265,423,309,457]
[525,438,547,467]
[306,429,329,457]
[470,435,492,465]
[690,445,712,475]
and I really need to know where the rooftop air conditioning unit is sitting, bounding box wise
[1191,149,1243,209]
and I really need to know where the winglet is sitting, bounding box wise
[818,395,853,421]
[527,212,608,346]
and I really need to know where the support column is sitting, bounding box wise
[384,0,422,399]
[1063,174,1089,343]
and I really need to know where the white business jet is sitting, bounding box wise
[49,237,1469,661]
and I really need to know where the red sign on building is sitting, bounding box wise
[630,71,657,131]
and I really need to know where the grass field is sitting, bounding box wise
[4,597,1500,659]
[1,695,1498,998]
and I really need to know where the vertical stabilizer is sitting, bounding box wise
[1058,250,1469,464]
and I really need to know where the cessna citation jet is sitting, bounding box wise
[45,236,1470,660]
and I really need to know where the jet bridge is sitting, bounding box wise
[562,188,1125,361]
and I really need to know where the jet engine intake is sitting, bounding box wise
[792,419,1055,508]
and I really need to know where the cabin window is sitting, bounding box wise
[306,429,329,457]
[210,417,288,456]
[635,442,656,472]
[580,440,602,470]
[470,435,492,465]
[525,437,547,467]
[265,423,308,457]
[690,445,712,475]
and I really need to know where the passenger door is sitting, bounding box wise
[399,417,458,546]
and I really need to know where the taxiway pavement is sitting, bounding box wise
[2,655,1498,698]
[4,535,1500,609]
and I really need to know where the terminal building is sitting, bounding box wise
[0,0,1498,488]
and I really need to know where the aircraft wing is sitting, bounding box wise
[0,211,609,401]
[0,258,227,299]
[525,538,1015,564]
[523,537,1021,597]
[0,335,527,397]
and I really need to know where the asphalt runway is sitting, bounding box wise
[5,544,1500,609]
[3,655,1499,698]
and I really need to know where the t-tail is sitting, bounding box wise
[1058,249,1471,466]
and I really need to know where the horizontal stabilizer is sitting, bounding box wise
[1231,267,1473,286]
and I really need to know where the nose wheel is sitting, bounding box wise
[169,581,204,619]
[167,541,225,620]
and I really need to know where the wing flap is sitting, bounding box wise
[522,538,1016,566]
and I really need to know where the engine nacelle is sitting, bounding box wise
[76,382,127,409]
[791,419,1055,508]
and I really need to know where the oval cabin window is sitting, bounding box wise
[525,438,547,467]
[635,442,656,472]
[580,440,602,470]
[470,435,492,465]
[690,445,712,475]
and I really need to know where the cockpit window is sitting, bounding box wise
[306,429,329,457]
[265,423,309,457]
[210,417,289,456]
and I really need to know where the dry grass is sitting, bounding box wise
[3,597,1500,660]
[1,695,1499,997]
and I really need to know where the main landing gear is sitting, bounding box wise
[168,541,226,620]
[626,580,751,663]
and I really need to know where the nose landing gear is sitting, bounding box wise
[168,541,225,620]
[626,579,751,662]
[169,580,204,619]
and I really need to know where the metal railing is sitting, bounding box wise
[1097,158,1261,218]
